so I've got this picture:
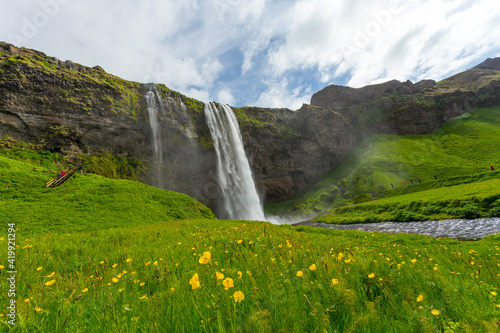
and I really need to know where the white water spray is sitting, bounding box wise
[205,102,265,221]
[146,88,163,187]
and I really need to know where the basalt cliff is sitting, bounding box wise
[1,42,500,216]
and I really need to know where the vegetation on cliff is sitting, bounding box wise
[265,106,500,219]
[0,42,143,118]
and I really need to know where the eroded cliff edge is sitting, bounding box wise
[1,41,499,214]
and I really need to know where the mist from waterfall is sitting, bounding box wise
[205,102,265,221]
[146,88,163,188]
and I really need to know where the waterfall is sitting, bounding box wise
[146,88,163,188]
[205,102,265,221]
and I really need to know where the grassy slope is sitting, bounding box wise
[314,178,500,224]
[0,156,215,234]
[265,106,500,218]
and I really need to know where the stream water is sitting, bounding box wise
[295,218,500,240]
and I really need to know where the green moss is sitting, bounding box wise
[0,49,143,119]
[234,107,300,139]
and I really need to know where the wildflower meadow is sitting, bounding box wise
[1,219,499,332]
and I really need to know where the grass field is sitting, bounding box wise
[265,106,500,219]
[1,218,499,332]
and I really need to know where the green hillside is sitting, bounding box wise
[265,106,500,218]
[0,156,215,235]
[314,178,500,224]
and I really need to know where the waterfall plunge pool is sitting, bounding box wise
[293,217,500,240]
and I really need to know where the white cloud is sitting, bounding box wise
[252,79,311,110]
[217,88,236,105]
[186,88,210,103]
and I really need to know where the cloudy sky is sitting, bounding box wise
[1,0,500,109]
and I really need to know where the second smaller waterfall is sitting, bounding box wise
[146,88,163,188]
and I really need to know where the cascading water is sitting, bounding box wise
[145,88,163,188]
[205,102,265,221]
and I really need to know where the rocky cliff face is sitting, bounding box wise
[1,42,499,214]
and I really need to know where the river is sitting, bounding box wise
[294,217,500,240]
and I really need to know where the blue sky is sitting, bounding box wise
[1,0,500,109]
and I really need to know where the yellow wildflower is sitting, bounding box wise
[491,291,497,296]
[199,252,211,264]
[216,272,225,281]
[189,273,201,290]
[309,264,317,271]
[140,282,145,286]
[431,309,440,316]
[35,307,43,312]
[118,289,123,292]
[411,259,417,263]
[223,277,234,290]
[153,261,158,267]
[296,271,303,277]
[112,263,118,268]
[433,267,438,271]
[99,261,104,265]
[368,273,375,279]
[170,287,175,292]
[24,299,30,303]
[45,279,56,286]
[82,288,89,293]
[36,267,42,271]
[47,272,55,278]
[126,258,132,263]
[332,279,339,285]
[416,295,423,302]
[246,271,252,276]
[233,291,245,302]
[237,240,242,244]
[337,253,344,261]
[139,294,147,300]
[238,271,243,279]
[145,261,151,266]
[112,278,119,283]
[0,265,4,269]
